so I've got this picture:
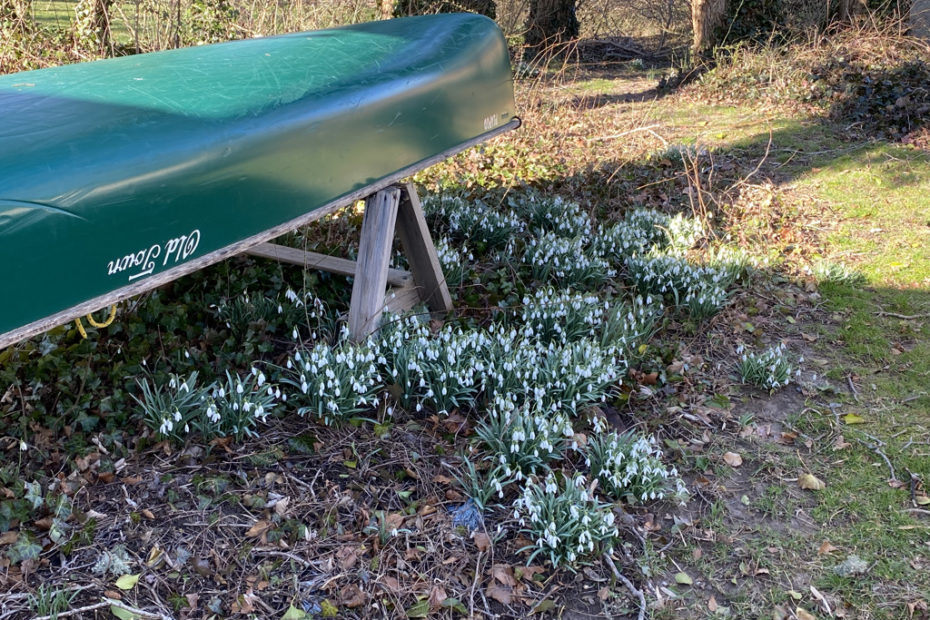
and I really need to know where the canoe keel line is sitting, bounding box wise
[0,14,519,349]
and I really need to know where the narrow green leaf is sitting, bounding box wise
[406,599,430,618]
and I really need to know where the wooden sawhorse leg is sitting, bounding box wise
[246,182,453,342]
[348,183,453,340]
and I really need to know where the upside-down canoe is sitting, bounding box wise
[0,13,518,348]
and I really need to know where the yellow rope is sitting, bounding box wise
[86,304,117,328]
[75,305,118,339]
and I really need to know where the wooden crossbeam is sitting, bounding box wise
[248,183,453,342]
[245,242,413,288]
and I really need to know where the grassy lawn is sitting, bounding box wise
[30,0,74,28]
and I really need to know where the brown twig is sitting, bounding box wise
[855,438,897,482]
[846,374,860,403]
[33,598,173,620]
[587,124,664,143]
[603,553,646,620]
[875,310,930,320]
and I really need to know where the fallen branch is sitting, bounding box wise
[856,438,896,483]
[846,374,860,403]
[34,598,173,620]
[603,553,646,620]
[587,124,663,143]
[252,550,314,567]
[875,310,930,320]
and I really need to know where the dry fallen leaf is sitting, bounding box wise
[428,585,448,611]
[799,473,826,491]
[708,595,718,612]
[336,545,359,571]
[516,565,545,582]
[723,452,743,467]
[339,583,367,608]
[818,541,839,555]
[473,532,491,552]
[796,607,816,620]
[245,520,272,538]
[385,512,405,531]
[380,575,401,593]
[273,497,291,517]
[491,564,516,587]
[486,584,512,605]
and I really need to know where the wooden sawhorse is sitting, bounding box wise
[245,182,452,341]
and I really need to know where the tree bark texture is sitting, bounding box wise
[524,0,579,60]
[691,0,727,56]
[830,0,869,21]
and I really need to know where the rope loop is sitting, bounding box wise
[75,305,118,339]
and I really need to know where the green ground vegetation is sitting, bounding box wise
[1,11,929,620]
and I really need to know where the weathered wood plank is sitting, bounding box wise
[348,188,402,341]
[396,182,453,313]
[245,242,412,288]
[384,285,424,315]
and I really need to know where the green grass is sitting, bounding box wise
[612,83,930,617]
[30,0,75,28]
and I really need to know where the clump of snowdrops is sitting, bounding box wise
[737,343,795,390]
[512,472,619,569]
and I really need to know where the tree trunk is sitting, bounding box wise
[524,0,578,61]
[831,0,869,21]
[381,0,394,19]
[691,0,727,57]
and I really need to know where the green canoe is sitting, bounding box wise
[0,13,517,348]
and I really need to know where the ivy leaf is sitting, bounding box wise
[5,533,42,564]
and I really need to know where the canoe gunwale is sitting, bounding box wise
[0,117,520,351]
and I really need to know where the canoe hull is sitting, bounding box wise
[0,14,517,345]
